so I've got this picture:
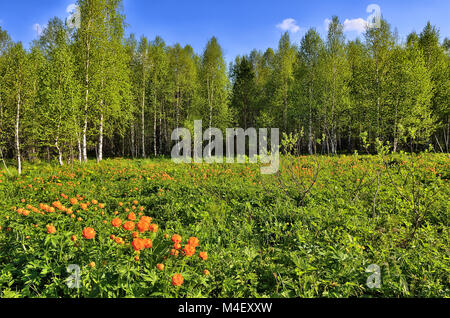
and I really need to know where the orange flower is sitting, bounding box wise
[110,234,116,240]
[123,221,135,231]
[71,235,77,242]
[128,212,136,221]
[143,238,153,249]
[118,202,124,207]
[137,220,150,233]
[133,200,139,205]
[183,244,196,257]
[149,224,159,233]
[89,262,96,268]
[172,274,184,286]
[132,231,139,238]
[174,243,181,250]
[70,198,78,205]
[91,200,98,205]
[140,216,152,223]
[47,225,56,234]
[170,249,179,256]
[188,237,199,248]
[111,218,122,228]
[98,203,105,209]
[203,269,210,276]
[156,263,165,271]
[131,238,145,251]
[82,227,96,240]
[199,251,208,260]
[115,237,124,245]
[171,234,182,244]
[80,203,88,211]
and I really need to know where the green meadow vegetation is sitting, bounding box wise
[0,150,448,297]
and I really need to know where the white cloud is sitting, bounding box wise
[323,17,368,34]
[276,18,301,33]
[33,23,44,36]
[343,18,368,34]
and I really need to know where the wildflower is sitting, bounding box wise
[188,237,199,248]
[133,200,139,205]
[170,249,179,256]
[70,198,78,205]
[131,238,145,251]
[199,252,208,260]
[137,220,150,233]
[115,237,124,245]
[174,243,181,250]
[128,212,136,221]
[123,221,135,231]
[149,224,159,233]
[82,227,96,240]
[143,238,153,249]
[91,200,98,205]
[111,218,122,228]
[47,225,56,234]
[132,232,139,238]
[172,274,184,286]
[183,244,196,257]
[134,256,140,262]
[171,234,182,244]
[203,270,210,276]
[89,262,96,268]
[140,216,152,223]
[98,203,105,209]
[110,234,116,240]
[71,235,77,242]
[156,264,165,271]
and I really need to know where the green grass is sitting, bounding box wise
[0,153,448,298]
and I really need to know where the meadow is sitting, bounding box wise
[0,152,448,298]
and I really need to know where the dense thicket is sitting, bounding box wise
[0,1,448,173]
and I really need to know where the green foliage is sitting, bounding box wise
[0,154,448,298]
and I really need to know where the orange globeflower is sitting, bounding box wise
[156,263,164,271]
[140,216,152,223]
[131,238,145,251]
[47,225,56,234]
[128,212,136,221]
[172,274,184,286]
[123,221,135,231]
[111,218,122,228]
[199,252,208,260]
[183,244,196,257]
[115,237,124,245]
[82,227,96,240]
[171,234,182,244]
[143,238,153,249]
[137,220,150,233]
[149,224,159,233]
[188,237,199,248]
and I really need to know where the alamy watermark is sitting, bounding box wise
[171,121,280,175]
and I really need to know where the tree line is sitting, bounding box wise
[0,0,449,174]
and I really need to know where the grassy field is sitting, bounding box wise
[0,153,448,298]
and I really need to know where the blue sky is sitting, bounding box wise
[0,0,449,63]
